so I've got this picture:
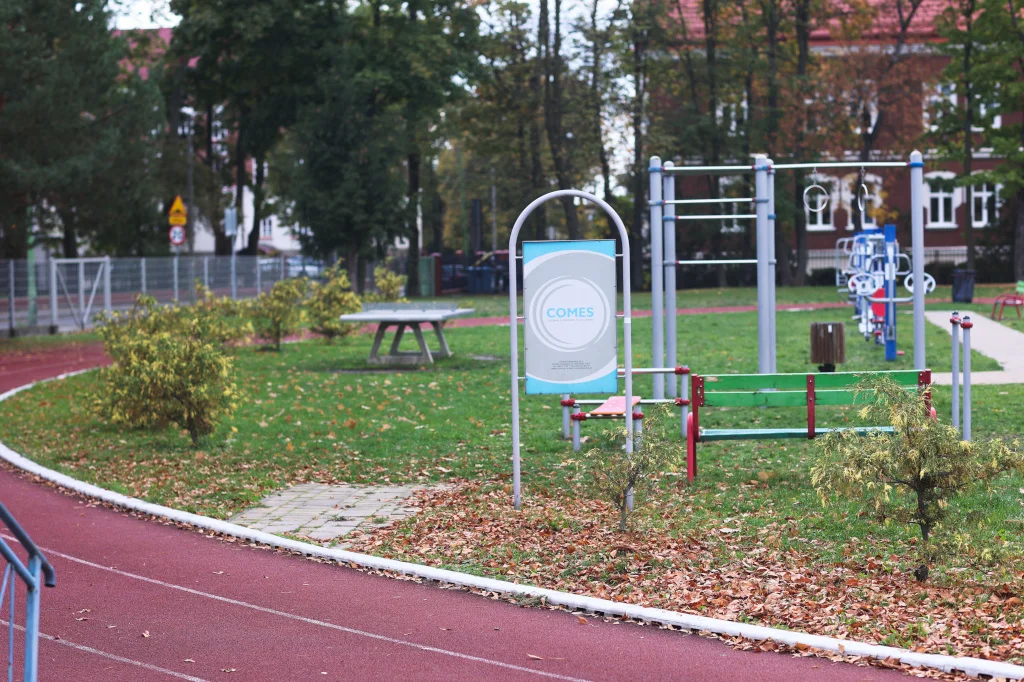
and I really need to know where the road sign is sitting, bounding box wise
[169,225,187,247]
[168,195,187,226]
[224,206,238,237]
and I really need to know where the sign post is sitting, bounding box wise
[225,207,238,299]
[508,191,633,510]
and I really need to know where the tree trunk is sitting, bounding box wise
[405,151,421,297]
[962,0,977,271]
[528,58,547,241]
[247,155,265,255]
[234,122,246,257]
[541,0,581,239]
[630,15,649,292]
[347,249,360,294]
[60,210,77,258]
[1015,188,1024,281]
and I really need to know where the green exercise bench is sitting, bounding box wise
[685,369,934,483]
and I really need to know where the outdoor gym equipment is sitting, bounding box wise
[949,312,974,441]
[649,152,929,398]
[685,369,934,483]
[834,224,935,361]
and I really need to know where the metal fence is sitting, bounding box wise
[0,502,55,682]
[1,255,324,335]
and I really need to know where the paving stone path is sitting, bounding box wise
[229,483,436,543]
[925,311,1024,385]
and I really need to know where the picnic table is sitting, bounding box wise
[338,303,474,366]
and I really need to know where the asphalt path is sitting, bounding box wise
[0,332,911,681]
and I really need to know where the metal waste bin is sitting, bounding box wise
[952,269,975,303]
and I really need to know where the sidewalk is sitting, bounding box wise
[925,311,1024,385]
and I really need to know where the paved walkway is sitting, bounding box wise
[925,311,1024,385]
[228,483,431,543]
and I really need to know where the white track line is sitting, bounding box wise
[1,620,208,681]
[18,538,591,682]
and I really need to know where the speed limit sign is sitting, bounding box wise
[169,225,187,246]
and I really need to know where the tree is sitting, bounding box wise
[0,0,168,257]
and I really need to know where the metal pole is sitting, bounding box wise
[24,555,41,681]
[649,156,664,399]
[950,312,960,430]
[767,158,777,372]
[562,395,571,439]
[572,407,581,452]
[664,162,678,398]
[173,253,179,302]
[754,155,771,374]
[103,255,111,313]
[8,260,14,333]
[78,260,85,314]
[203,256,209,289]
[491,170,498,254]
[231,249,237,300]
[49,257,57,330]
[962,316,972,441]
[186,118,195,254]
[910,150,926,370]
[140,257,147,294]
[884,225,897,361]
[255,257,262,295]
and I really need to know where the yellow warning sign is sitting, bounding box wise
[168,195,187,226]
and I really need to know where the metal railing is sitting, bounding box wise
[2,255,326,334]
[0,502,55,682]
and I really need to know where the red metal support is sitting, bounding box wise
[560,398,576,407]
[686,413,697,483]
[632,411,644,421]
[674,397,690,406]
[674,365,691,375]
[806,374,816,439]
[570,412,588,422]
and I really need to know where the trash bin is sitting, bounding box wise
[952,269,976,303]
[478,266,495,294]
[810,322,846,372]
[466,266,482,294]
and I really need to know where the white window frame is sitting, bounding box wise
[850,81,879,137]
[715,96,748,136]
[804,173,841,232]
[717,176,748,235]
[925,170,961,229]
[969,173,1001,229]
[924,82,957,133]
[260,217,273,239]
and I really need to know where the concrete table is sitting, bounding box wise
[339,304,474,366]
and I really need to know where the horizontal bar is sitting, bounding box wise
[701,369,923,391]
[704,391,808,407]
[664,214,756,221]
[769,161,909,170]
[662,164,757,175]
[574,398,681,405]
[664,198,753,205]
[669,259,758,266]
[0,540,36,587]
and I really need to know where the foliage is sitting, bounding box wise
[578,405,686,532]
[812,376,1024,581]
[306,264,361,343]
[249,277,308,350]
[94,295,237,446]
[191,284,254,345]
[364,265,408,304]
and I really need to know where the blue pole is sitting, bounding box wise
[24,555,41,682]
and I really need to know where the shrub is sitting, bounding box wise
[364,264,407,303]
[306,264,361,343]
[811,376,1023,581]
[192,283,253,344]
[95,295,237,446]
[578,405,686,532]
[250,277,308,350]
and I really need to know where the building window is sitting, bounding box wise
[804,174,839,231]
[925,171,959,229]
[924,82,956,132]
[971,180,1000,228]
[260,218,273,239]
[850,82,879,136]
[716,96,748,136]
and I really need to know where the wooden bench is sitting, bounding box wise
[685,369,933,483]
[992,281,1024,321]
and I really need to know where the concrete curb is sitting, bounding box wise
[2,371,1022,680]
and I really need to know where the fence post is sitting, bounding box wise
[649,156,664,399]
[8,261,14,334]
[203,256,209,289]
[231,252,237,300]
[280,255,286,281]
[49,257,58,331]
[961,316,972,441]
[140,257,147,294]
[255,257,262,295]
[950,312,960,430]
[103,256,111,313]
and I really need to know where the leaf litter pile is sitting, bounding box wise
[346,481,1024,671]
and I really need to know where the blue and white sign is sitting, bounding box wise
[523,240,617,394]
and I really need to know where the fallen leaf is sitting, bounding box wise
[142,631,150,638]
[576,616,588,625]
[221,668,237,673]
[527,654,543,660]
[184,659,195,663]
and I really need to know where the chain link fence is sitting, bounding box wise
[1,255,324,335]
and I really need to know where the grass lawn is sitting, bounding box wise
[1,302,1022,662]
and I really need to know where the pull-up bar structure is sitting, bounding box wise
[649,151,928,398]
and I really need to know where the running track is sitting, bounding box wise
[0,319,910,681]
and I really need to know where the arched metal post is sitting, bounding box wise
[508,190,634,510]
[910,151,926,369]
[649,157,664,399]
[663,162,678,397]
